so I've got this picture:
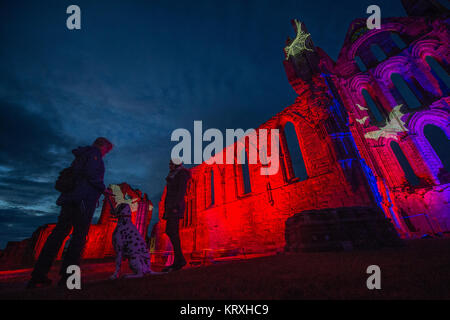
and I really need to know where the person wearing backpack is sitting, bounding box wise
[27,137,113,289]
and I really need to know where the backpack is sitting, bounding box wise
[54,151,88,193]
[55,166,77,193]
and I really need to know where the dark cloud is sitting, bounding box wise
[0,208,58,244]
[0,100,71,247]
[0,100,71,173]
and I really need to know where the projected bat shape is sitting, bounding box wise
[362,104,408,141]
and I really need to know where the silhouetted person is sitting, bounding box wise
[162,158,191,272]
[27,137,113,288]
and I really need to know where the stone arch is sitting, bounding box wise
[374,56,411,81]
[347,23,408,60]
[349,74,387,123]
[372,56,424,109]
[407,109,450,180]
[408,108,449,137]
[424,124,450,173]
[411,38,446,61]
[349,74,372,93]
[409,39,449,97]
[375,54,441,105]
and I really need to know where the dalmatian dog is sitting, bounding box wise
[110,202,159,279]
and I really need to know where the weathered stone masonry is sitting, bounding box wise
[155,0,449,264]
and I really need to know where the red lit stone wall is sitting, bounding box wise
[0,183,153,269]
[155,8,449,264]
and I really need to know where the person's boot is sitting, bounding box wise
[170,260,187,272]
[164,258,187,272]
[26,275,52,289]
[162,265,173,272]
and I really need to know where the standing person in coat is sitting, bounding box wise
[27,137,113,288]
[162,158,191,272]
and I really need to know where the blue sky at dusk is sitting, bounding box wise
[0,0,406,248]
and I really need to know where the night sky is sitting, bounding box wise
[0,0,406,248]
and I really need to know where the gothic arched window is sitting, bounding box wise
[390,73,421,109]
[355,55,367,72]
[283,122,307,181]
[210,169,215,206]
[242,148,252,194]
[183,181,195,227]
[424,124,450,172]
[390,141,420,186]
[425,56,450,92]
[390,33,406,49]
[361,88,384,123]
[361,89,384,122]
[370,44,387,62]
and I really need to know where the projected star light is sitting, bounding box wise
[284,20,313,60]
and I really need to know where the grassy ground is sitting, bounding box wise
[0,239,449,300]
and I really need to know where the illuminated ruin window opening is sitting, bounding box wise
[188,199,193,226]
[424,124,450,173]
[183,181,195,228]
[209,169,215,207]
[370,44,387,62]
[183,200,189,228]
[354,55,367,72]
[390,141,420,186]
[361,88,385,123]
[183,198,193,228]
[283,122,307,181]
[390,73,421,109]
[425,56,450,91]
[390,33,406,49]
[242,141,252,194]
[277,129,289,182]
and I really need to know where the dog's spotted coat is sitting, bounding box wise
[110,203,156,279]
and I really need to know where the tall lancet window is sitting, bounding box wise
[370,44,387,62]
[390,33,406,49]
[355,56,367,72]
[283,122,307,181]
[361,88,384,123]
[390,73,421,109]
[242,141,252,194]
[424,124,450,173]
[425,56,450,91]
[210,169,215,206]
[390,141,420,186]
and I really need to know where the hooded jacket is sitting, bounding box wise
[163,165,191,219]
[56,146,105,206]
